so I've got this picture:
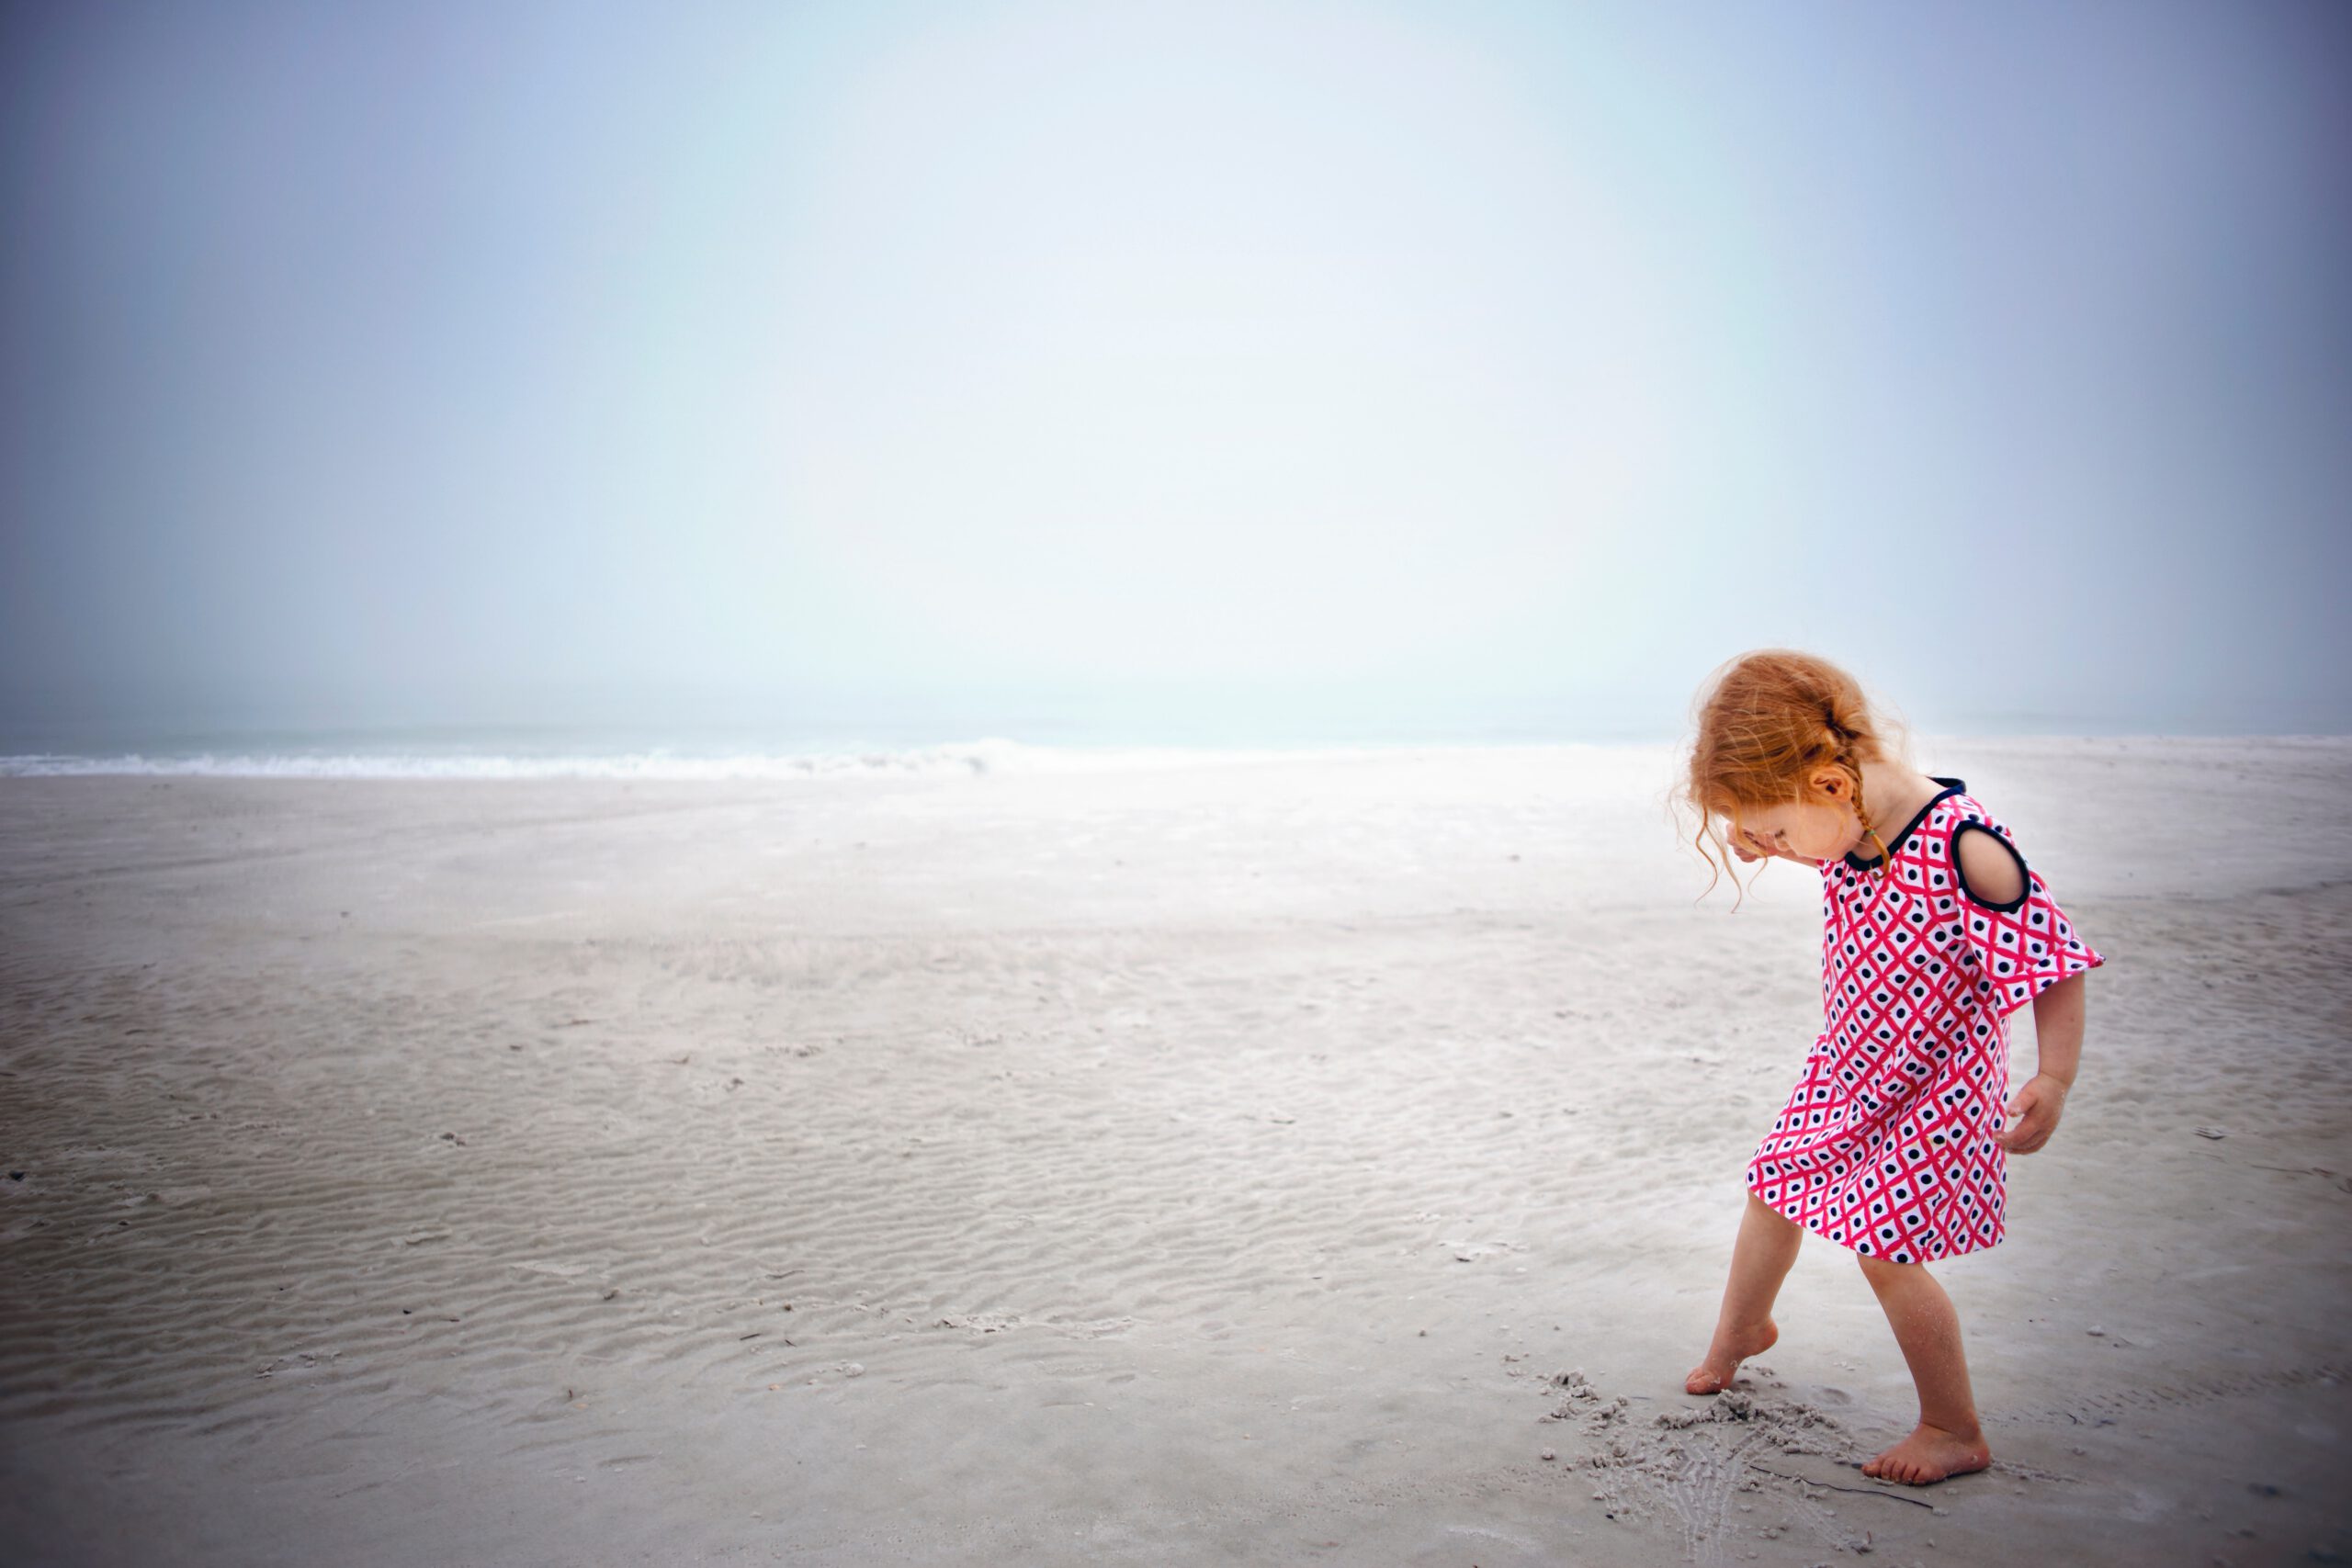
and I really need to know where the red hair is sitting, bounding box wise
[1679,649,1901,899]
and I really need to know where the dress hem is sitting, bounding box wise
[1745,1175,2005,1265]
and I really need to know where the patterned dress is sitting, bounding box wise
[1747,778,2105,1263]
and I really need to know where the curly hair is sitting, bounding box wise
[1679,649,1902,899]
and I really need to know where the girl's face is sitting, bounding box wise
[1729,779,1866,866]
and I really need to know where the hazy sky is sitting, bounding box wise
[4,0,2347,742]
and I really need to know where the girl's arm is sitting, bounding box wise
[1998,974,2086,1155]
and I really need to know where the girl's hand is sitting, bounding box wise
[1997,1073,2070,1154]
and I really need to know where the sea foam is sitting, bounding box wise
[0,739,1385,780]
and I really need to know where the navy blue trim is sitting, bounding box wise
[1951,820,2030,912]
[1845,776,1965,872]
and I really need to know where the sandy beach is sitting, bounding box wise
[2,738,2347,1567]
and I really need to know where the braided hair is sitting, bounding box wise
[1681,649,1898,900]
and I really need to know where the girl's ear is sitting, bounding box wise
[1810,767,1849,803]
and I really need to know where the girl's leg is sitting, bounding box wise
[1686,1191,1803,1394]
[1854,1255,1993,1484]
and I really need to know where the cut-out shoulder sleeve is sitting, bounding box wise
[1953,822,2028,911]
[1951,818,2104,1015]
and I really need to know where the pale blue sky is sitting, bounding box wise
[4,0,2347,743]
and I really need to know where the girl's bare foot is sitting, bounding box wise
[1684,1317,1777,1394]
[1861,1422,1992,1484]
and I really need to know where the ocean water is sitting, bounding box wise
[2,689,2259,780]
[0,707,1645,779]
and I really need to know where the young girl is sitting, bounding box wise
[1678,649,2102,1485]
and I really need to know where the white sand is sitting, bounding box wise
[2,739,2347,1566]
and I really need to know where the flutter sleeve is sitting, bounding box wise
[1951,818,2106,1015]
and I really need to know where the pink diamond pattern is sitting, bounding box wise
[1747,785,2104,1263]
